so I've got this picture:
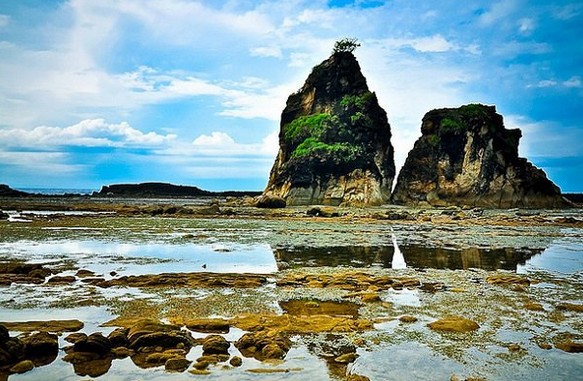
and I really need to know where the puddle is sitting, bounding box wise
[0,240,277,276]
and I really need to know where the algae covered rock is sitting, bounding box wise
[264,49,395,206]
[392,104,566,208]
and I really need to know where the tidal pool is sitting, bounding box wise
[1,215,582,380]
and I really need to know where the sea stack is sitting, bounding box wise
[263,49,395,206]
[391,104,566,208]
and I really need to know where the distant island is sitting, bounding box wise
[0,183,261,199]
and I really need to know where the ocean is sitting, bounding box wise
[16,188,97,195]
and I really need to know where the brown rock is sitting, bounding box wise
[556,340,583,353]
[202,335,230,355]
[347,375,371,381]
[47,275,76,284]
[185,319,230,334]
[0,320,83,333]
[9,359,34,374]
[229,355,243,367]
[165,357,191,372]
[107,327,129,348]
[255,194,286,209]
[524,302,545,311]
[235,330,292,361]
[399,315,418,323]
[21,332,58,358]
[334,352,358,363]
[391,104,566,208]
[65,333,87,344]
[73,333,111,355]
[556,303,583,312]
[428,316,480,333]
[98,272,267,289]
[485,274,530,287]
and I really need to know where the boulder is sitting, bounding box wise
[21,332,58,358]
[255,194,286,209]
[235,330,292,361]
[201,335,230,355]
[263,49,395,206]
[392,104,567,208]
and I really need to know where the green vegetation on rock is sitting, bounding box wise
[284,113,332,144]
[291,137,360,159]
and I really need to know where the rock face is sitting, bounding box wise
[264,51,395,206]
[392,104,566,208]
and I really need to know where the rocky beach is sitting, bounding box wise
[1,194,582,380]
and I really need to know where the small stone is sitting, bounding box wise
[165,358,191,372]
[507,343,523,352]
[229,356,242,367]
[537,342,552,350]
[556,303,583,312]
[9,360,34,374]
[261,343,286,360]
[111,347,133,358]
[189,369,211,375]
[334,352,359,363]
[524,302,545,311]
[399,315,418,323]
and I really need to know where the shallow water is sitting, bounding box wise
[1,215,583,380]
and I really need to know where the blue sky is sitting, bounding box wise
[0,0,582,192]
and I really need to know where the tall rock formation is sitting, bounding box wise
[264,51,395,206]
[392,104,566,208]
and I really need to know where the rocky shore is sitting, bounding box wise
[1,196,582,380]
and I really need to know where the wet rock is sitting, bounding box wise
[65,333,87,344]
[235,330,292,361]
[555,340,583,353]
[256,195,286,209]
[165,357,191,372]
[127,320,193,352]
[0,262,51,285]
[399,315,418,323]
[0,332,25,366]
[0,210,10,220]
[277,271,418,292]
[334,352,358,363]
[556,303,583,312]
[73,333,111,356]
[98,272,268,289]
[21,332,58,358]
[524,302,545,311]
[233,314,372,334]
[485,274,530,287]
[9,359,34,374]
[196,354,230,364]
[107,327,129,348]
[66,355,113,377]
[47,275,76,284]
[0,320,83,333]
[306,206,340,218]
[189,369,211,375]
[111,347,133,358]
[428,316,480,333]
[202,335,230,355]
[229,355,243,367]
[347,375,371,381]
[75,269,96,278]
[185,318,230,333]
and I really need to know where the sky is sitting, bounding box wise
[0,0,582,192]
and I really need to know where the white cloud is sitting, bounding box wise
[0,151,85,174]
[564,76,582,88]
[535,79,558,88]
[191,130,278,157]
[478,1,519,26]
[0,14,9,27]
[518,18,535,34]
[250,46,283,58]
[0,119,176,148]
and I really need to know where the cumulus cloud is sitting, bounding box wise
[250,46,283,58]
[191,130,278,157]
[0,119,176,148]
[564,76,582,88]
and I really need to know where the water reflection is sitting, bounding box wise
[275,245,541,271]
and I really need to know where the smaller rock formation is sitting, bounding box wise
[392,104,567,208]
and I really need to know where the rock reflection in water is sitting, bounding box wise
[275,245,540,271]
